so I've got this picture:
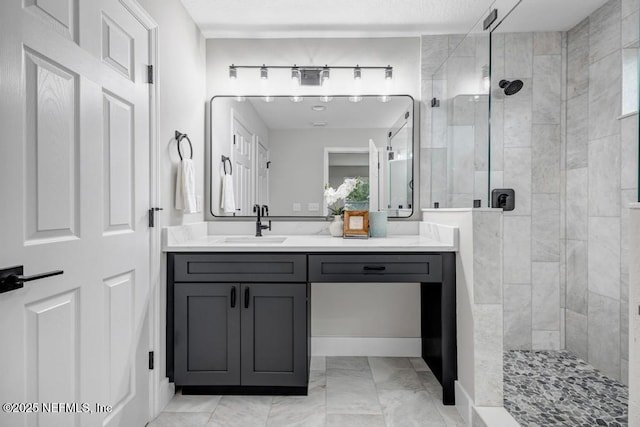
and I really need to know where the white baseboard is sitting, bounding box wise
[473,407,520,427]
[156,378,175,415]
[455,381,473,427]
[311,337,421,357]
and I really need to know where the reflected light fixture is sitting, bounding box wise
[263,96,275,102]
[322,65,330,84]
[348,96,363,103]
[378,95,390,103]
[385,65,393,80]
[482,65,490,92]
[289,96,304,102]
[320,96,333,103]
[229,64,237,80]
[354,65,362,80]
[260,64,268,80]
[291,66,300,85]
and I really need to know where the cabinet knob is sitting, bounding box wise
[244,287,250,309]
[230,286,236,308]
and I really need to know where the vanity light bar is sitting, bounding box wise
[228,64,393,84]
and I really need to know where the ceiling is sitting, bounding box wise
[181,0,610,39]
[236,96,412,130]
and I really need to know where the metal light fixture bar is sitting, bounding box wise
[229,64,393,85]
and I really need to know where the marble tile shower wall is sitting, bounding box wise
[491,31,566,353]
[565,0,639,384]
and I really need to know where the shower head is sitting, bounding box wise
[499,79,524,96]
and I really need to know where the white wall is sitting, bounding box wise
[139,0,207,226]
[268,128,387,216]
[138,0,206,415]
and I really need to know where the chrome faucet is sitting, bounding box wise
[253,204,271,237]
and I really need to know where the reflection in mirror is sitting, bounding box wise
[209,95,414,217]
[622,43,638,116]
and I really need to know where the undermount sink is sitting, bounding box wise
[222,236,287,244]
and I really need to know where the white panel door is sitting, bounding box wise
[369,139,380,212]
[231,114,255,215]
[0,1,152,426]
[255,140,269,208]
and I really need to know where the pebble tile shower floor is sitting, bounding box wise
[504,350,628,427]
[149,357,464,427]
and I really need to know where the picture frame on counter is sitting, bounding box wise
[343,210,369,238]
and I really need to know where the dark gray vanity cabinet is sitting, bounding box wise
[240,283,307,387]
[169,253,309,393]
[168,251,457,404]
[174,283,240,386]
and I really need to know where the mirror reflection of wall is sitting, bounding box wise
[328,153,369,189]
[209,95,414,218]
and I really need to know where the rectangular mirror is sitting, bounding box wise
[209,95,415,218]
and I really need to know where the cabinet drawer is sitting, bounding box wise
[173,253,307,283]
[308,254,441,283]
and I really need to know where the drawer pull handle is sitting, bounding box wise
[363,265,386,272]
[230,286,236,308]
[244,287,250,309]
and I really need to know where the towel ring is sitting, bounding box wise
[221,155,233,175]
[174,131,193,160]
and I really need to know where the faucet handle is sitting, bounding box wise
[253,204,260,213]
[261,205,269,217]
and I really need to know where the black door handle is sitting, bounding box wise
[244,287,250,309]
[363,265,386,272]
[0,266,64,294]
[230,286,236,308]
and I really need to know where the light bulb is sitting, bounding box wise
[385,65,393,80]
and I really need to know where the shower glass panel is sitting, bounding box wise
[430,14,491,209]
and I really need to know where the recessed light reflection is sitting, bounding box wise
[263,96,275,103]
[289,96,304,103]
[377,96,390,103]
[320,96,333,103]
[348,96,363,103]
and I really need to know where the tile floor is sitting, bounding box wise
[504,350,628,426]
[148,356,464,427]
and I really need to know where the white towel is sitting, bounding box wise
[175,159,197,213]
[221,174,236,213]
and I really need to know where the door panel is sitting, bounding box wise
[102,90,135,234]
[174,283,241,385]
[232,113,254,215]
[256,140,269,207]
[24,47,80,243]
[241,283,307,387]
[23,0,78,41]
[26,290,80,427]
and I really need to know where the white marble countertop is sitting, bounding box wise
[163,234,456,252]
[162,222,459,252]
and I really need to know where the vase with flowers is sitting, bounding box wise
[323,178,358,237]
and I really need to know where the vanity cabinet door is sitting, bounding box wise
[240,283,308,387]
[174,283,241,385]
